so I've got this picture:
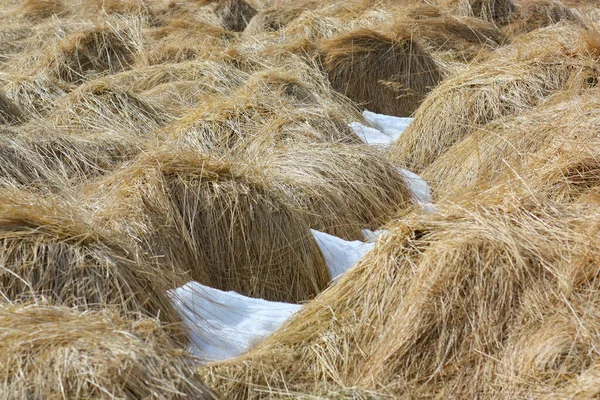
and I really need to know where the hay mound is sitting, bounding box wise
[243,6,305,34]
[0,304,216,400]
[51,81,169,136]
[505,0,581,36]
[46,24,140,83]
[470,0,516,23]
[388,24,600,172]
[86,147,330,303]
[421,89,600,200]
[215,0,258,32]
[0,92,24,125]
[204,190,600,398]
[0,124,138,191]
[0,74,66,118]
[16,0,66,21]
[320,28,442,117]
[0,189,183,334]
[405,15,504,62]
[248,142,412,240]
[168,61,362,152]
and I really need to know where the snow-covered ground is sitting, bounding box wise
[312,229,375,280]
[168,282,300,361]
[362,110,412,142]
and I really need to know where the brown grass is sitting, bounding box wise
[51,80,170,136]
[16,0,67,21]
[46,23,141,83]
[320,27,442,117]
[0,303,217,400]
[84,146,330,303]
[388,23,600,172]
[421,88,600,201]
[167,60,362,152]
[203,188,600,398]
[215,0,258,32]
[243,6,305,34]
[0,123,138,191]
[0,188,184,340]
[505,0,582,36]
[0,91,24,125]
[245,142,412,240]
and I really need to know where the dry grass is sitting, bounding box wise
[45,22,142,83]
[421,88,600,201]
[203,188,600,398]
[0,303,217,399]
[16,0,67,21]
[0,188,184,341]
[215,0,258,32]
[243,5,305,34]
[245,142,412,240]
[0,123,138,191]
[505,0,582,36]
[167,60,362,152]
[444,0,516,24]
[0,73,66,118]
[388,22,600,172]
[51,80,170,136]
[320,27,442,117]
[83,146,330,303]
[0,91,24,125]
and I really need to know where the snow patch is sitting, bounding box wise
[312,229,375,280]
[168,282,300,361]
[398,168,432,205]
[363,110,413,142]
[348,122,393,148]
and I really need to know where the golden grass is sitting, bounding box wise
[388,22,600,172]
[51,80,170,136]
[243,5,305,34]
[0,123,138,191]
[421,88,600,201]
[45,22,142,83]
[0,303,217,399]
[204,188,600,398]
[320,27,442,117]
[84,146,330,303]
[0,188,184,341]
[245,142,412,240]
[215,0,258,32]
[0,91,24,125]
[167,60,362,152]
[505,0,582,36]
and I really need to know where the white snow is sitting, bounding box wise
[398,168,432,205]
[362,110,413,142]
[312,229,375,280]
[361,228,389,243]
[348,122,394,148]
[168,282,300,361]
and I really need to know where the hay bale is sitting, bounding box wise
[421,89,600,201]
[243,6,305,34]
[168,61,362,152]
[404,15,505,62]
[0,189,184,335]
[469,0,516,23]
[505,0,581,36]
[0,304,216,400]
[86,147,330,303]
[204,189,600,398]
[0,92,24,125]
[46,24,140,83]
[0,123,139,191]
[215,0,258,32]
[246,142,412,240]
[51,81,169,136]
[0,74,65,118]
[16,0,67,21]
[144,18,233,65]
[320,28,442,117]
[388,23,600,172]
